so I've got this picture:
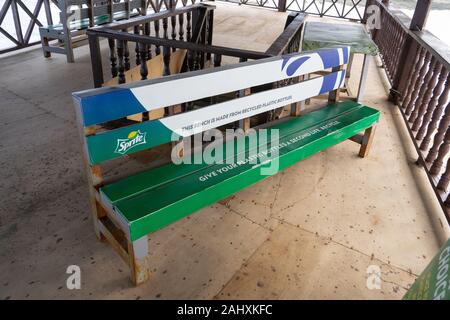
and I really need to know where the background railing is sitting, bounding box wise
[87,6,304,127]
[0,0,60,54]
[88,3,219,87]
[0,0,367,55]
[88,5,305,87]
[366,0,450,224]
[0,0,206,54]
[220,0,367,21]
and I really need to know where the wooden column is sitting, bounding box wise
[89,34,104,88]
[278,0,287,12]
[410,0,433,31]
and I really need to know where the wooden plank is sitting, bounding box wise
[84,70,347,164]
[99,102,380,241]
[359,125,376,158]
[75,48,350,127]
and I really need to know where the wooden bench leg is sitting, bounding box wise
[66,45,75,63]
[63,28,75,63]
[359,125,376,158]
[41,36,51,58]
[91,198,107,241]
[128,235,151,285]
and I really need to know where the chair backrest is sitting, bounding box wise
[73,47,350,166]
[60,0,146,27]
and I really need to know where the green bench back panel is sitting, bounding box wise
[51,0,144,30]
[100,101,380,241]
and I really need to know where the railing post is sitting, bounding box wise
[88,33,104,88]
[278,0,287,12]
[410,0,432,31]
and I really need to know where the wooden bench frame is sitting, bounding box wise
[39,0,146,62]
[73,47,379,285]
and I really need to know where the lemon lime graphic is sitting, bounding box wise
[128,131,138,139]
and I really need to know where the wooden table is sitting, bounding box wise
[302,21,379,102]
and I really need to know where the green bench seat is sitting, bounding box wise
[100,101,380,241]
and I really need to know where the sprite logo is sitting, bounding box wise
[115,130,147,155]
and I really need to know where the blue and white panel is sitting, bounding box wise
[74,47,350,126]
[159,70,346,137]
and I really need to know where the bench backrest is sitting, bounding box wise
[61,0,146,27]
[73,46,350,167]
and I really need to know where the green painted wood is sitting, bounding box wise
[86,120,177,165]
[100,101,380,241]
[85,70,347,165]
[403,237,450,300]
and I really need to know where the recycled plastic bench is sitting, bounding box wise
[73,46,380,285]
[39,0,146,62]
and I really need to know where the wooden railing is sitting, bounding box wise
[87,4,305,87]
[87,5,305,127]
[265,12,304,56]
[87,3,221,87]
[366,0,450,224]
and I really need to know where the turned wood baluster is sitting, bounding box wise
[391,25,400,75]
[431,123,450,176]
[163,46,171,76]
[411,61,442,131]
[438,155,450,190]
[417,69,449,141]
[145,22,151,59]
[421,74,450,152]
[193,51,200,71]
[213,53,222,67]
[171,14,177,50]
[108,38,118,78]
[380,12,387,51]
[117,40,125,84]
[392,23,401,74]
[124,41,130,71]
[387,21,396,74]
[385,19,394,74]
[134,26,141,66]
[432,125,450,179]
[186,11,191,42]
[427,101,450,166]
[404,51,432,117]
[163,17,168,39]
[178,13,184,41]
[393,30,406,78]
[401,46,424,108]
[154,20,161,55]
[139,43,148,80]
